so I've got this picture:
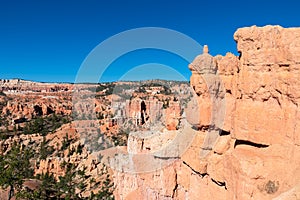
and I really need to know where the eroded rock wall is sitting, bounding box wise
[113,25,300,200]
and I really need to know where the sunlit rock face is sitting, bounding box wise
[125,98,163,126]
[113,26,300,200]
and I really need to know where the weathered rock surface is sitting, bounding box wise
[113,25,300,199]
[164,101,181,130]
[2,98,72,119]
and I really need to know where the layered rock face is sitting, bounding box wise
[2,98,72,118]
[113,25,300,199]
[118,97,181,131]
[226,25,300,199]
[125,98,163,126]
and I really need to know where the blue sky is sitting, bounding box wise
[0,0,300,83]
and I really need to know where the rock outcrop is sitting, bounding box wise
[2,98,72,119]
[113,25,300,199]
[125,97,163,126]
[164,101,181,130]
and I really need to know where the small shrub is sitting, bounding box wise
[265,180,279,194]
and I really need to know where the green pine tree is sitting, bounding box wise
[0,142,34,200]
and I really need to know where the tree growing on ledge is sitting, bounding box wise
[0,142,34,200]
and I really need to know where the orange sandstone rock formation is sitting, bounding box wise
[113,25,300,199]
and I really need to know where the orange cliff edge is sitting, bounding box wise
[113,25,300,200]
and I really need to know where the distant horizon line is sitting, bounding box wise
[0,78,189,84]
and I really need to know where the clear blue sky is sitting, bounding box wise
[0,0,300,83]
